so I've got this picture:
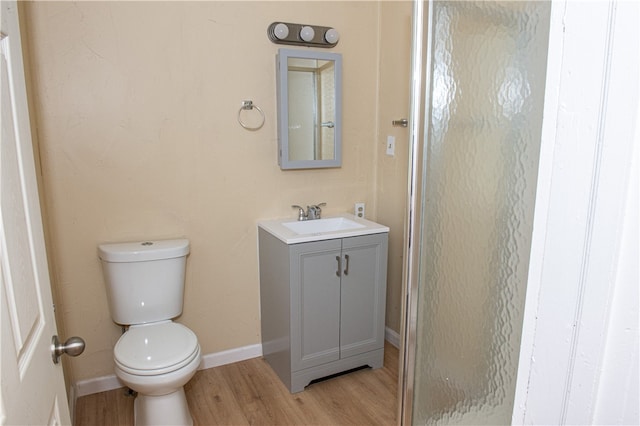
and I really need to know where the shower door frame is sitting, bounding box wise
[398,0,430,424]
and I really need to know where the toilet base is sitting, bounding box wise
[134,388,193,426]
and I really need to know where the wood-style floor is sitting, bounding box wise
[75,342,398,426]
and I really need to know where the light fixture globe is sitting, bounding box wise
[300,26,315,42]
[324,28,340,44]
[273,23,289,40]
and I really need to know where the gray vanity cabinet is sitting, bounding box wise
[258,229,388,393]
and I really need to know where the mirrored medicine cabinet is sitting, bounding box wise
[276,49,342,170]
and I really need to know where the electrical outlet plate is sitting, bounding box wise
[355,202,365,218]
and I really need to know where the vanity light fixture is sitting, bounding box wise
[268,22,340,48]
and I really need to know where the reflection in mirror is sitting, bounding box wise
[288,58,336,161]
[277,49,342,169]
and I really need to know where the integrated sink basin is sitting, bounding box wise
[282,216,365,235]
[258,213,389,244]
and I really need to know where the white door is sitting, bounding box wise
[1,1,72,425]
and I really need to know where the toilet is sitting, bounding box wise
[98,239,201,426]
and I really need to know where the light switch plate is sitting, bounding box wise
[386,136,395,156]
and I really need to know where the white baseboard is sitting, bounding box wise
[73,342,263,398]
[385,326,400,348]
[74,374,125,397]
[74,333,399,398]
[199,343,262,370]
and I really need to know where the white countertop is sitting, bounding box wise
[257,213,390,244]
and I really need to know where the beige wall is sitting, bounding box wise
[23,0,410,383]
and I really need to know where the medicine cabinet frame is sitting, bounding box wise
[276,48,343,170]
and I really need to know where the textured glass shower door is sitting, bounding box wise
[408,1,551,424]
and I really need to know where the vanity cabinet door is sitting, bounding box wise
[340,234,388,359]
[290,239,342,372]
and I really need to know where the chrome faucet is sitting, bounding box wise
[291,203,327,221]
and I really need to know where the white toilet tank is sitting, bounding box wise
[98,239,190,325]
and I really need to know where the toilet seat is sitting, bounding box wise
[115,321,200,376]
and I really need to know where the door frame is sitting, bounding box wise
[512,0,638,423]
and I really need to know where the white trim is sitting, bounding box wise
[74,343,263,397]
[511,1,566,422]
[593,134,639,424]
[74,333,401,398]
[592,130,640,425]
[385,326,400,349]
[74,374,125,398]
[198,343,262,371]
[513,0,639,424]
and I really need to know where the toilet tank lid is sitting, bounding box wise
[98,239,190,263]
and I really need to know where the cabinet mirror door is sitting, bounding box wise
[276,48,342,170]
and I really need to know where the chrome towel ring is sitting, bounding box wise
[237,100,265,131]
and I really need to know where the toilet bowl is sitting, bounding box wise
[98,239,200,426]
[114,322,201,425]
